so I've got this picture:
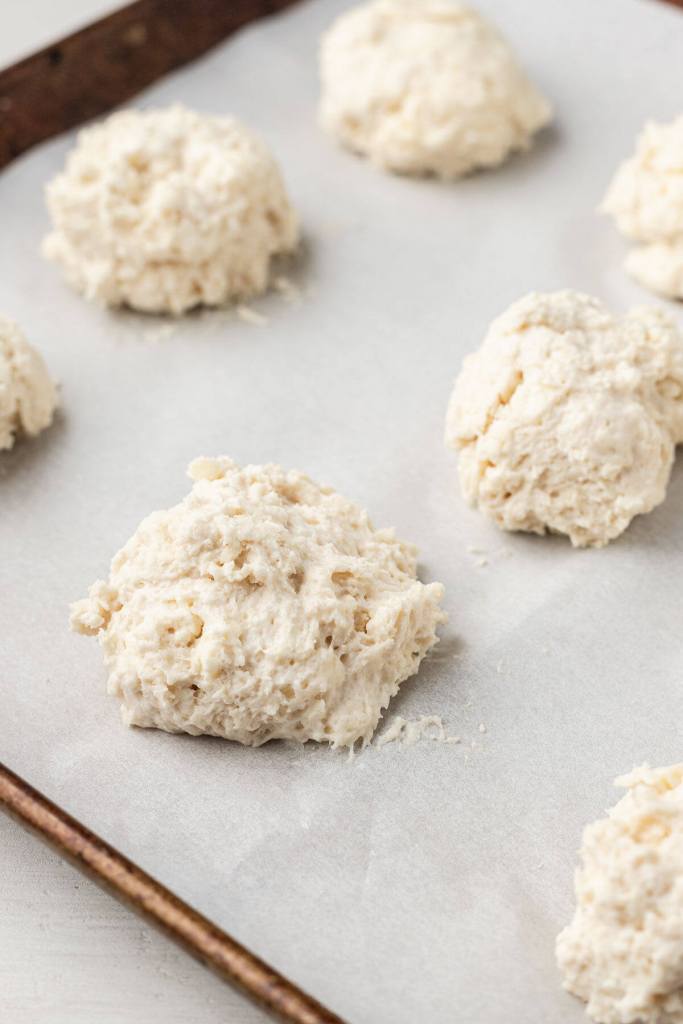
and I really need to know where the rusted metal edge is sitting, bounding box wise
[0,762,346,1024]
[0,0,300,168]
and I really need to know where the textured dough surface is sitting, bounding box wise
[602,116,683,299]
[0,317,58,451]
[557,764,683,1024]
[319,0,551,178]
[444,290,683,547]
[70,458,445,748]
[625,238,683,303]
[43,105,299,314]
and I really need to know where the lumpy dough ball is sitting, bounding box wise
[0,316,58,451]
[43,105,299,314]
[444,291,683,548]
[319,0,551,179]
[70,458,446,748]
[602,116,683,299]
[557,764,683,1024]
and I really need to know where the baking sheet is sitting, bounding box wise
[1,1,682,1020]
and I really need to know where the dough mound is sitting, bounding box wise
[557,764,683,1024]
[602,116,683,299]
[319,0,551,179]
[0,316,58,451]
[43,105,299,314]
[70,458,445,748]
[444,290,683,547]
[626,240,683,303]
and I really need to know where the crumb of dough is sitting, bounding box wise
[557,764,683,1024]
[236,304,269,326]
[43,105,299,315]
[0,316,58,451]
[376,714,461,747]
[319,0,551,179]
[602,115,683,299]
[466,544,511,568]
[273,275,303,304]
[445,290,683,547]
[141,323,178,344]
[70,458,446,748]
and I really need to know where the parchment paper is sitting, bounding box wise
[1,1,682,1020]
